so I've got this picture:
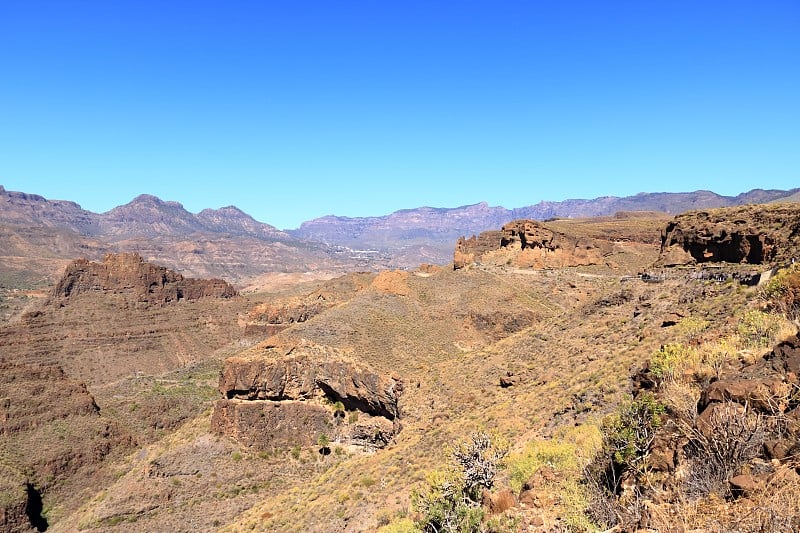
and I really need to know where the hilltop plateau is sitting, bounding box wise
[1,199,800,532]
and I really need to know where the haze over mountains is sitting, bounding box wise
[1,185,798,286]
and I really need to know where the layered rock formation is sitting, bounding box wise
[211,340,402,450]
[658,204,800,266]
[52,253,237,304]
[454,219,610,270]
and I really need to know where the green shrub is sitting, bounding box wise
[676,316,710,343]
[412,432,507,532]
[602,393,665,472]
[763,264,800,320]
[377,517,420,533]
[649,343,693,385]
[737,310,780,349]
[507,439,578,494]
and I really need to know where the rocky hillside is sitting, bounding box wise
[453,214,666,272]
[2,197,800,532]
[658,203,800,267]
[2,186,798,283]
[291,189,800,266]
[454,219,612,270]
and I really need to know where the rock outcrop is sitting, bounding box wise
[658,204,800,266]
[0,361,98,436]
[244,295,332,337]
[211,340,402,450]
[454,220,610,270]
[454,231,503,270]
[51,253,237,304]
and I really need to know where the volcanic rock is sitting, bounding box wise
[454,219,610,270]
[0,361,98,435]
[218,341,401,419]
[51,253,237,305]
[454,231,503,269]
[212,340,403,450]
[658,204,800,266]
[244,294,332,337]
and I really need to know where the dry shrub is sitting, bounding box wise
[661,380,700,423]
[682,402,767,498]
[648,466,800,532]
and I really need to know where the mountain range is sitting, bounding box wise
[1,185,798,286]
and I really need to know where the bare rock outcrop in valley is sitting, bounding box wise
[454,219,610,270]
[211,340,402,450]
[658,203,800,266]
[52,253,237,305]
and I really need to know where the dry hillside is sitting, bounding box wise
[2,207,799,532]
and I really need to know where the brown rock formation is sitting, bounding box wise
[454,220,610,270]
[244,295,332,337]
[218,341,401,419]
[454,231,503,269]
[658,204,800,266]
[52,253,237,304]
[0,361,98,435]
[0,360,131,532]
[211,340,402,450]
[244,273,371,337]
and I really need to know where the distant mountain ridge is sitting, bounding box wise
[290,188,800,265]
[0,186,362,286]
[0,187,289,241]
[1,185,798,281]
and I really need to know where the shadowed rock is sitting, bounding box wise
[218,341,401,420]
[658,204,800,266]
[212,340,403,450]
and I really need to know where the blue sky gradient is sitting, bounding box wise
[1,1,798,228]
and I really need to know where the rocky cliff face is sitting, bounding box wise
[454,219,610,270]
[0,360,128,532]
[51,253,237,304]
[658,204,800,266]
[211,340,402,450]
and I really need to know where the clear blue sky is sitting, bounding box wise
[1,1,798,229]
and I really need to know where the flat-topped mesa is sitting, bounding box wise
[52,252,237,304]
[454,219,610,270]
[211,340,403,450]
[657,204,800,267]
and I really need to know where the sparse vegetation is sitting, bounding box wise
[412,432,508,533]
[738,309,781,349]
[763,263,800,321]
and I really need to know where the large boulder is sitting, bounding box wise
[218,341,401,420]
[211,340,403,450]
